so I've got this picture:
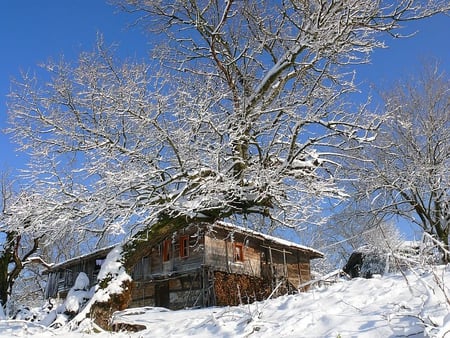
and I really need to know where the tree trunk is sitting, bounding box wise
[89,280,134,330]
[0,232,17,309]
[435,227,450,263]
[0,251,11,308]
[0,231,40,313]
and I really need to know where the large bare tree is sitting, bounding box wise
[8,1,449,237]
[5,0,449,325]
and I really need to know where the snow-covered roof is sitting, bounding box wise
[214,221,323,258]
[45,244,116,272]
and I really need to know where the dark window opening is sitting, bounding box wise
[180,235,189,258]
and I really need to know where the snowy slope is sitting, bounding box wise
[1,267,450,337]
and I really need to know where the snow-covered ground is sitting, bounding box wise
[1,267,450,337]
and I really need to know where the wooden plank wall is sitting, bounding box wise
[53,257,103,296]
[132,226,206,280]
[129,272,204,309]
[261,247,311,290]
[48,223,315,308]
[204,227,312,291]
[204,229,262,276]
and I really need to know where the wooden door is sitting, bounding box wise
[155,281,170,308]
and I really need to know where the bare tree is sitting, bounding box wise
[8,1,449,238]
[0,171,42,310]
[5,0,449,326]
[342,62,449,261]
[0,170,88,312]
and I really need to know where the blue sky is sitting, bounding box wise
[0,1,449,174]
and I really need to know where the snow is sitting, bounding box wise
[66,246,132,328]
[37,273,92,327]
[72,272,90,291]
[94,245,131,301]
[48,245,116,271]
[64,290,89,314]
[2,267,450,337]
[35,246,133,329]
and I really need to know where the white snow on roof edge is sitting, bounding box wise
[215,221,324,258]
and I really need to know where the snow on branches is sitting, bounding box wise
[6,0,450,240]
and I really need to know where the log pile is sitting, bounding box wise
[213,271,271,306]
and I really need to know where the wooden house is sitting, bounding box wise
[45,221,323,309]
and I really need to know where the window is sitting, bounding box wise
[162,239,171,262]
[234,243,244,262]
[95,259,105,271]
[93,258,105,280]
[179,235,189,258]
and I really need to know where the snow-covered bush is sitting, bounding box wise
[64,272,92,315]
[39,272,94,328]
[344,235,442,278]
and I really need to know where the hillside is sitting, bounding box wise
[1,267,450,337]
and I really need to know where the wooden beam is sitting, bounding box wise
[261,244,292,255]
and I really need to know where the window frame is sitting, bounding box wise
[234,243,244,262]
[179,235,189,258]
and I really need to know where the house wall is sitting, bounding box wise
[287,255,311,290]
[131,225,205,280]
[45,223,316,309]
[203,228,262,276]
[203,227,312,289]
[129,226,208,309]
[129,269,206,310]
[261,247,311,290]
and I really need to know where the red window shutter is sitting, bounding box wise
[180,236,189,258]
[163,239,171,262]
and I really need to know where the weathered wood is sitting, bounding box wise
[92,216,210,329]
[105,220,316,315]
[123,217,197,270]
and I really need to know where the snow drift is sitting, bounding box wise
[1,266,450,337]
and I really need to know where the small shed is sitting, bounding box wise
[45,221,323,309]
[44,245,114,299]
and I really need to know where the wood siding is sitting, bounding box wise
[260,246,311,290]
[131,226,205,280]
[45,253,107,298]
[129,269,206,310]
[204,228,262,276]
